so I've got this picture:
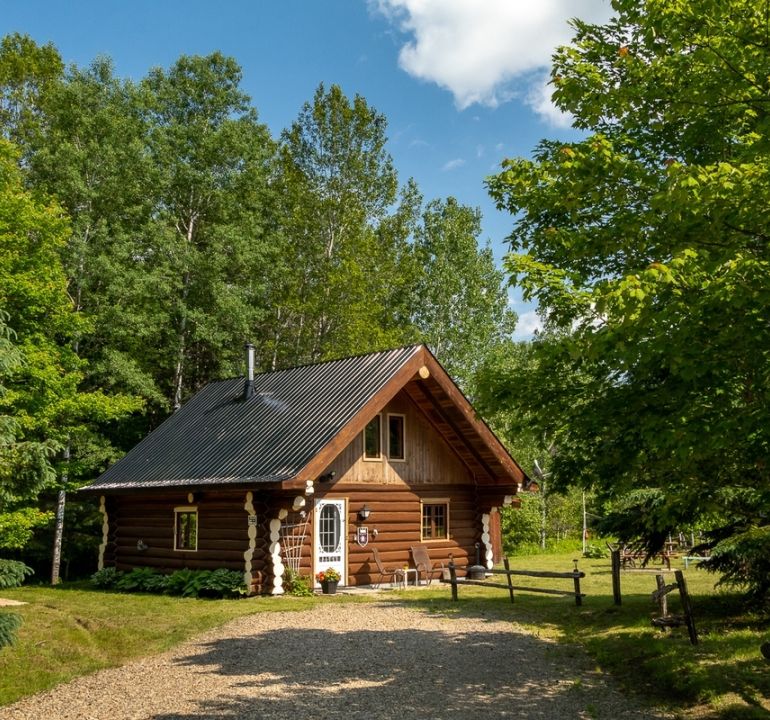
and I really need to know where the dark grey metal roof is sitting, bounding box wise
[86,345,422,491]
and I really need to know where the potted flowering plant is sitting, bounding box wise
[315,567,341,594]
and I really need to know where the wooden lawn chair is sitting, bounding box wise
[410,544,445,585]
[371,547,404,589]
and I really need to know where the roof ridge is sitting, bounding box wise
[229,343,425,381]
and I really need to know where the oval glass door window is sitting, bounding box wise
[319,504,341,553]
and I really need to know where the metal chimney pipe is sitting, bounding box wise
[243,343,255,400]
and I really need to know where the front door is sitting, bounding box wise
[314,498,346,587]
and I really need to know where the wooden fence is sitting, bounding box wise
[442,558,586,606]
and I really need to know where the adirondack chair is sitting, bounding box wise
[371,547,404,589]
[410,544,445,585]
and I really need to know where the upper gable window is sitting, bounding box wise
[363,415,382,460]
[388,414,405,461]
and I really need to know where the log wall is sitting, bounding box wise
[312,483,481,586]
[109,490,269,593]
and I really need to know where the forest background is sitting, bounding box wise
[0,34,522,577]
[2,0,770,607]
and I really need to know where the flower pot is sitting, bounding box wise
[321,579,338,595]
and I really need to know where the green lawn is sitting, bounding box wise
[398,552,770,720]
[0,582,353,706]
[0,556,767,719]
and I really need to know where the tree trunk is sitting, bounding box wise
[51,443,69,585]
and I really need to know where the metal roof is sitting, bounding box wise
[86,345,422,491]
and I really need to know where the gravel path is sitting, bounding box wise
[0,601,668,719]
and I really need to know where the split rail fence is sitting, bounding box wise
[442,558,586,606]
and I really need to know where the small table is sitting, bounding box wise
[395,568,419,589]
[683,556,709,569]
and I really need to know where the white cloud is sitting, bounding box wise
[374,0,611,120]
[513,310,543,340]
[442,157,465,171]
[525,73,573,128]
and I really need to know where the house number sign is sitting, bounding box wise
[356,526,369,547]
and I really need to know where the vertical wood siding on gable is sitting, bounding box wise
[325,390,473,486]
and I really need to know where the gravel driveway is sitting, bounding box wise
[0,601,668,719]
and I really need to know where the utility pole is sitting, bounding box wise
[533,459,549,550]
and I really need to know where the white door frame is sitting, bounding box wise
[314,498,347,587]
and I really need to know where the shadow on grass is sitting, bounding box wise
[152,623,663,720]
[384,585,770,719]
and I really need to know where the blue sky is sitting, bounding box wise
[2,1,611,338]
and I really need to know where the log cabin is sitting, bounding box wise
[83,344,527,594]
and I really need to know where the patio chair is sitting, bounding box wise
[410,544,445,585]
[371,547,404,589]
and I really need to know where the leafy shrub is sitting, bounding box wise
[164,568,246,598]
[0,508,53,551]
[707,525,770,605]
[583,543,608,559]
[163,569,199,596]
[92,566,247,599]
[0,559,34,589]
[90,567,123,589]
[194,569,247,598]
[283,569,312,597]
[114,567,163,593]
[0,613,22,649]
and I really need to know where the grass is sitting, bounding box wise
[0,556,767,719]
[0,581,359,706]
[398,552,770,719]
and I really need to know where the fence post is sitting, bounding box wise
[449,559,458,601]
[573,559,582,606]
[675,570,698,645]
[503,557,514,603]
[655,574,668,618]
[611,548,622,605]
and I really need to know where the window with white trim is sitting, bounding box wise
[387,413,405,461]
[363,415,382,460]
[174,506,198,551]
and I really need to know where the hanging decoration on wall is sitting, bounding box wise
[356,526,369,547]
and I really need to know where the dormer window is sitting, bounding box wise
[363,415,382,459]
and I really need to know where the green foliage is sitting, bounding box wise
[283,569,313,597]
[582,544,607,559]
[161,568,198,596]
[0,37,517,562]
[192,569,247,599]
[0,612,21,649]
[486,0,770,602]
[0,560,33,589]
[95,566,247,599]
[89,567,121,589]
[113,567,163,593]
[0,508,52,551]
[500,496,541,552]
[411,198,517,389]
[707,526,770,605]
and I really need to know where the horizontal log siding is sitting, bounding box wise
[315,483,480,586]
[110,491,269,590]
